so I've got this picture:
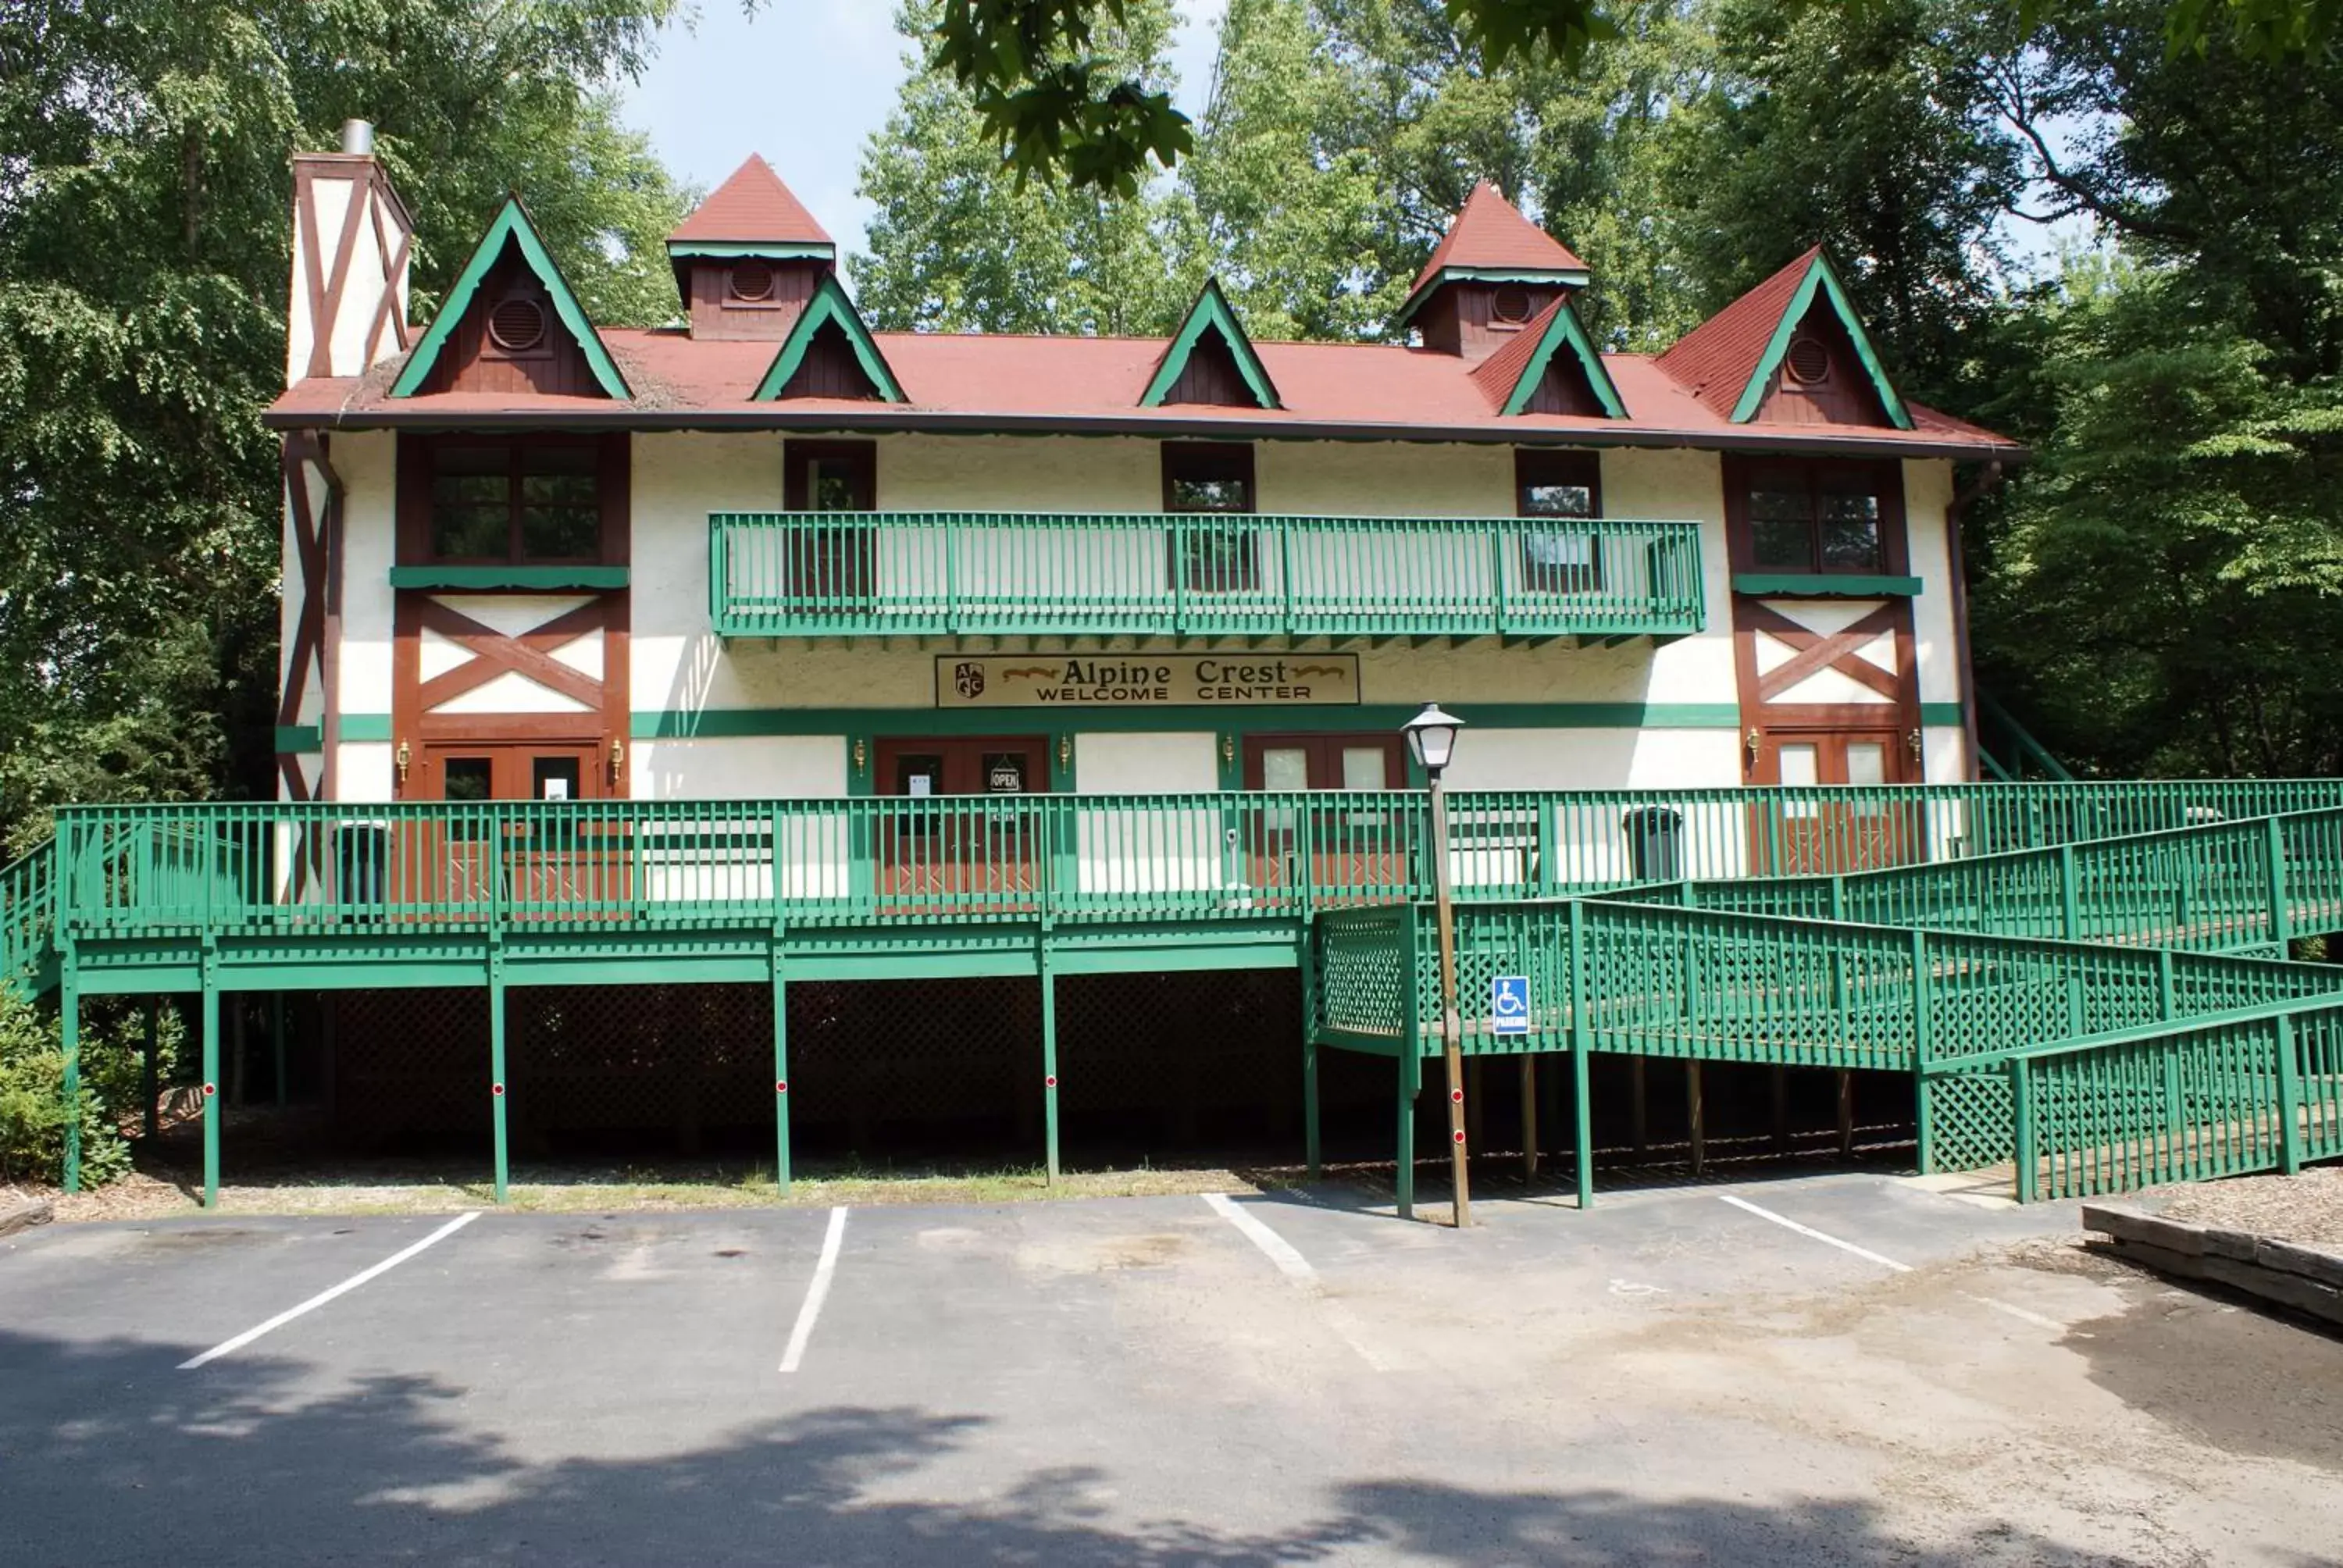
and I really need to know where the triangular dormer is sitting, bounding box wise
[390,195,629,400]
[668,155,838,340]
[1471,297,1624,418]
[1142,280,1279,410]
[1653,248,1912,430]
[751,273,904,402]
[1397,181,1592,364]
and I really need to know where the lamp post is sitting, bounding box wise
[1403,703,1470,1229]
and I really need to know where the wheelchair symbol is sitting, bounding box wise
[1491,975,1531,1035]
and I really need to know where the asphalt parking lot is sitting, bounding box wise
[2,1173,2338,1566]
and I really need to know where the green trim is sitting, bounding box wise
[666,241,835,260]
[751,273,905,403]
[343,715,393,743]
[1728,254,1912,430]
[389,195,632,402]
[1732,572,1922,597]
[1920,702,1963,726]
[274,725,321,754]
[1500,301,1625,419]
[1141,279,1280,411]
[389,565,629,591]
[1393,265,1594,330]
[633,702,1743,741]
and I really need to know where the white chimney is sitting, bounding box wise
[287,125,413,387]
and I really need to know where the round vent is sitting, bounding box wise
[487,297,546,353]
[1786,333,1832,386]
[730,259,776,301]
[1491,284,1534,326]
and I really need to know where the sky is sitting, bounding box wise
[619,1,1229,267]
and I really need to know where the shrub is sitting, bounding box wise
[0,992,133,1188]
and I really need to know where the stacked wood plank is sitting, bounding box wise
[2082,1203,2343,1328]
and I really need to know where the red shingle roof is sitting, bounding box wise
[668,154,832,247]
[1410,181,1589,298]
[1653,247,1820,415]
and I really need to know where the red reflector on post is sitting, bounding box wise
[775,1079,789,1095]
[201,1082,216,1098]
[1451,1130,1466,1145]
[491,1083,505,1098]
[1450,1088,1464,1103]
[1044,1074,1058,1089]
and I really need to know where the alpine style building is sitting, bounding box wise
[44,129,2343,1215]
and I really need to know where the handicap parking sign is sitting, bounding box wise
[1491,975,1531,1036]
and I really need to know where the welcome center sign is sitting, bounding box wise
[936,654,1361,709]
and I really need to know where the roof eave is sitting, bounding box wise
[1392,265,1595,333]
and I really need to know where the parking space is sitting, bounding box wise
[2,1175,2338,1565]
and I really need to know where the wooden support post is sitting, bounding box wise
[141,1000,159,1142]
[772,936,791,1196]
[1567,900,1594,1211]
[1521,1055,1539,1182]
[1630,1057,1648,1160]
[59,953,80,1194]
[1040,935,1060,1184]
[1300,932,1321,1181]
[488,951,508,1206]
[201,956,220,1210]
[271,992,287,1109]
[1686,1060,1706,1178]
[1770,1064,1790,1153]
[1837,1069,1855,1158]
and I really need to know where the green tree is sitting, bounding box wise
[854,0,1193,336]
[0,2,692,853]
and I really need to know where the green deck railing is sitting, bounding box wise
[0,839,56,994]
[708,511,1706,640]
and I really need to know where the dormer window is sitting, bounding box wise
[730,260,776,302]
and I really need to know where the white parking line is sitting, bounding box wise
[179,1211,481,1370]
[779,1205,847,1374]
[1203,1193,1404,1371]
[1719,1194,1913,1272]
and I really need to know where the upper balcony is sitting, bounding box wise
[708,511,1706,644]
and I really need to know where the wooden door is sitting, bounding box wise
[1753,728,1913,874]
[874,736,1048,912]
[1243,735,1408,903]
[401,742,615,918]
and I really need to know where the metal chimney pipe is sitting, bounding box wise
[340,119,375,156]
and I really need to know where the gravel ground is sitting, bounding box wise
[2144,1164,2343,1249]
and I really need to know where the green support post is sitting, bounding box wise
[1299,931,1321,1180]
[1910,927,1934,1174]
[201,953,220,1210]
[2057,842,2081,941]
[772,935,792,1196]
[59,950,80,1193]
[141,1000,159,1142]
[1567,899,1594,1211]
[2266,815,2293,954]
[1040,932,1060,1184]
[2274,1012,2304,1175]
[488,950,508,1205]
[271,992,287,1109]
[1397,908,1421,1221]
[2010,1058,2038,1203]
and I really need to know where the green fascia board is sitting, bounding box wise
[1500,301,1625,419]
[751,273,905,402]
[1393,265,1595,330]
[389,195,632,401]
[389,565,629,590]
[1918,702,1963,726]
[1728,255,1912,429]
[274,725,322,754]
[1732,572,1922,597]
[667,241,835,260]
[343,714,393,742]
[632,701,1744,740]
[1141,279,1280,410]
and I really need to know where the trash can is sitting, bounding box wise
[1622,805,1683,882]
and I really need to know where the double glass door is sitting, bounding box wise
[1243,735,1408,901]
[875,736,1048,909]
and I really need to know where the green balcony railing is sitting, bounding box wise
[708,511,1706,640]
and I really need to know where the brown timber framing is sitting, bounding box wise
[291,153,412,382]
[278,433,346,802]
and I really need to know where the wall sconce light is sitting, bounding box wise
[394,739,412,786]
[1221,734,1236,765]
[1744,727,1761,763]
[851,736,868,777]
[1057,734,1073,772]
[1907,728,1925,761]
[608,734,626,780]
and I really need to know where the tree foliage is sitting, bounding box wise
[0,1,693,852]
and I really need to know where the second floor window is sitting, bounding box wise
[1516,450,1603,593]
[429,439,600,562]
[1737,459,1900,576]
[783,440,876,603]
[1162,442,1257,593]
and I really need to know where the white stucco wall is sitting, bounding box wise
[1075,733,1218,794]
